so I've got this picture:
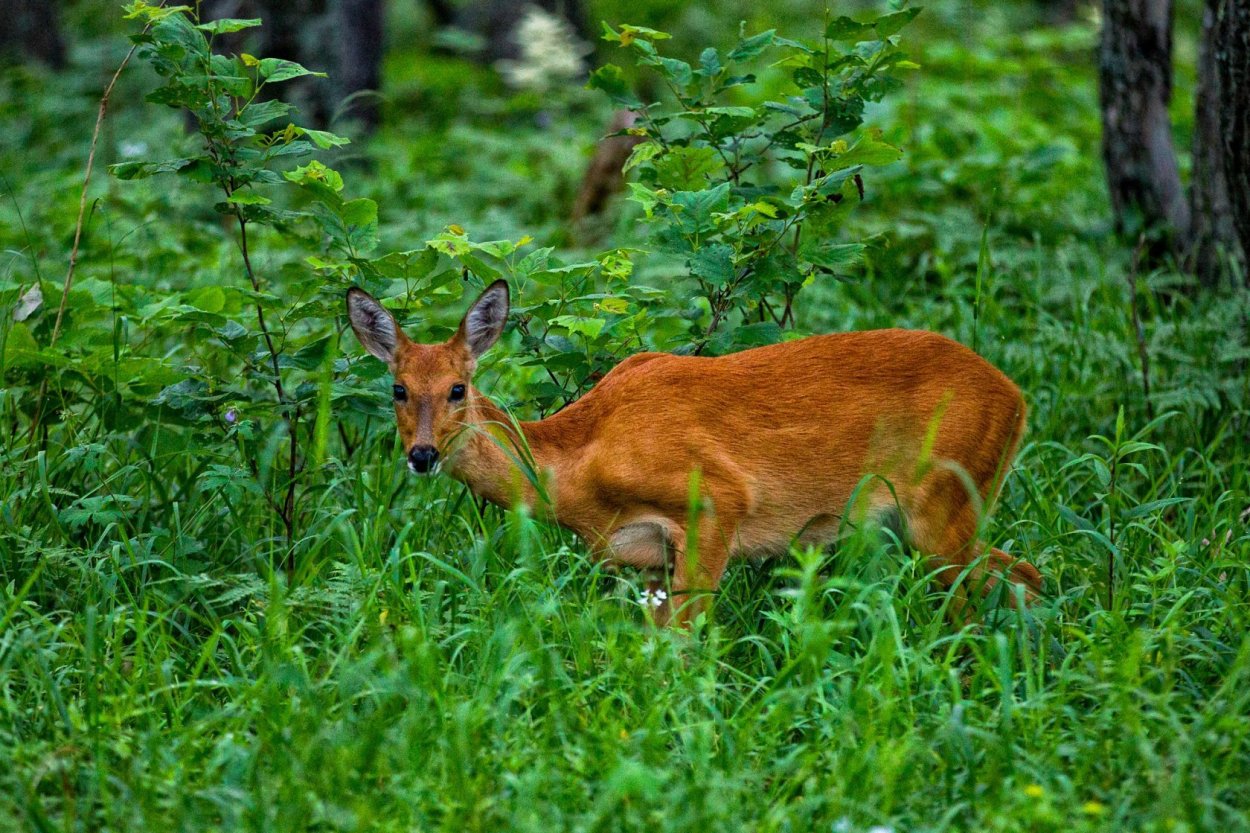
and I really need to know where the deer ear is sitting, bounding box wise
[457,280,509,360]
[346,288,402,365]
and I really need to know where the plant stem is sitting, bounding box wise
[31,34,145,439]
[235,213,287,405]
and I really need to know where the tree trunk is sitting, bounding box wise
[1099,0,1190,245]
[1218,0,1250,272]
[335,0,385,130]
[201,0,384,132]
[1190,0,1242,286]
[571,110,643,224]
[0,0,66,68]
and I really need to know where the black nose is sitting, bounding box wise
[408,445,439,473]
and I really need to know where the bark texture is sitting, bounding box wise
[1190,0,1242,285]
[1218,0,1250,269]
[335,0,385,129]
[0,0,66,68]
[1098,0,1190,241]
[571,110,644,223]
[201,0,383,131]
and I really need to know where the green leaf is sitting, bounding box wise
[657,57,693,88]
[800,241,866,271]
[669,183,732,234]
[341,198,379,254]
[826,16,874,42]
[875,8,921,39]
[109,158,198,180]
[185,286,226,314]
[258,58,326,83]
[689,244,735,286]
[550,315,606,340]
[728,30,776,62]
[702,106,756,119]
[653,146,721,190]
[626,182,661,216]
[622,141,662,173]
[282,335,333,370]
[196,17,262,34]
[602,23,672,46]
[237,99,291,127]
[830,131,904,170]
[123,2,193,22]
[226,192,271,206]
[298,127,351,149]
[724,321,782,349]
[587,64,641,107]
[459,253,502,281]
[697,47,721,77]
[284,160,344,192]
[367,248,440,280]
[2,323,40,368]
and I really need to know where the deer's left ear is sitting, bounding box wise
[457,280,510,361]
[346,287,403,366]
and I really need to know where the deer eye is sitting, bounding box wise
[449,383,466,402]
[393,384,407,402]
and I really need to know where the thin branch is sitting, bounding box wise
[235,213,288,404]
[51,42,144,348]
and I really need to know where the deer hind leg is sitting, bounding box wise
[907,492,1042,621]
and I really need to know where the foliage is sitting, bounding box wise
[590,13,915,353]
[1,1,1249,831]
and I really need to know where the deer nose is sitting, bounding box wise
[408,445,439,474]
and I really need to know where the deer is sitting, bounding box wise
[346,280,1042,627]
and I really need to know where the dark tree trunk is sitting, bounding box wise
[201,0,384,132]
[1218,0,1250,271]
[1099,0,1190,245]
[0,0,66,68]
[335,0,385,130]
[1190,0,1242,286]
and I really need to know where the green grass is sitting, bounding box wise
[2,1,1249,831]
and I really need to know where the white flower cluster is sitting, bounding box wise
[496,5,591,93]
[638,587,668,609]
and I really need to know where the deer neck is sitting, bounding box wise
[445,392,568,511]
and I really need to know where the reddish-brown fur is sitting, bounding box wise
[347,282,1042,626]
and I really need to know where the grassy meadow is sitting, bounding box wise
[2,1,1249,831]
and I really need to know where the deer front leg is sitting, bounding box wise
[666,516,733,628]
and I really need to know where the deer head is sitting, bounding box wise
[346,281,510,473]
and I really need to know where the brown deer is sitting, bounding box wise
[346,281,1042,626]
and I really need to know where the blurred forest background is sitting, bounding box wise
[1,0,1249,831]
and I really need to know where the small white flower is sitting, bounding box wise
[637,587,668,608]
[119,140,149,158]
[867,827,895,833]
[832,819,853,833]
